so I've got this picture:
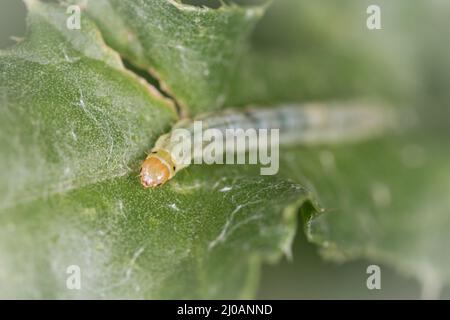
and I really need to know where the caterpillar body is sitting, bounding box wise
[140,102,394,188]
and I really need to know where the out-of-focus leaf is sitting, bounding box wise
[227,0,420,107]
[227,0,450,296]
[278,135,450,297]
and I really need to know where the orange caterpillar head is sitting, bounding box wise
[140,150,176,188]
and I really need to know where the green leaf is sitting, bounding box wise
[0,0,176,208]
[3,0,450,299]
[0,1,305,299]
[229,0,450,297]
[0,167,306,298]
[75,0,266,115]
[278,135,450,297]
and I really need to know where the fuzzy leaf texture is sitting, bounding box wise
[0,1,302,298]
[72,0,265,115]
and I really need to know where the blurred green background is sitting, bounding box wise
[1,0,449,299]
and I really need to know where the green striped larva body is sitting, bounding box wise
[140,102,394,188]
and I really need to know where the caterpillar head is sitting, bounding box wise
[140,150,176,188]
